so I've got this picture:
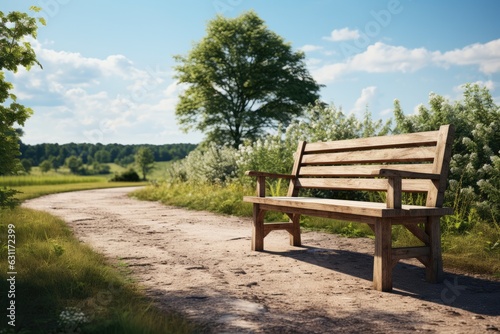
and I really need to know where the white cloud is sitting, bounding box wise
[312,39,500,84]
[323,28,360,42]
[10,40,189,144]
[350,42,435,73]
[439,39,500,74]
[351,86,377,115]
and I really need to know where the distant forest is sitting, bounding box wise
[19,142,198,167]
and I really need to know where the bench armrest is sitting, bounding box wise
[245,171,296,179]
[377,169,441,209]
[245,171,295,197]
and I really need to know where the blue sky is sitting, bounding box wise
[3,0,500,145]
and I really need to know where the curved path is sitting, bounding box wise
[23,187,500,333]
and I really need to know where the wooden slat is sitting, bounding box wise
[263,223,294,237]
[301,147,436,165]
[403,179,433,192]
[297,177,431,193]
[299,164,434,177]
[288,141,307,197]
[296,178,388,191]
[392,246,430,260]
[304,130,439,154]
[426,124,455,208]
[243,196,453,218]
[402,224,430,244]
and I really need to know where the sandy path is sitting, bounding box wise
[23,187,500,333]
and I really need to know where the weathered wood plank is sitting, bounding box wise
[263,223,294,237]
[402,224,430,244]
[288,141,307,197]
[304,130,440,153]
[243,196,453,218]
[299,164,434,177]
[392,246,430,260]
[373,219,393,292]
[302,146,436,165]
[426,124,455,207]
[425,216,444,283]
[296,178,435,193]
[387,176,402,209]
[252,205,265,251]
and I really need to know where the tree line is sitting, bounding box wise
[18,142,197,171]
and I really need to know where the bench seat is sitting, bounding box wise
[243,196,453,218]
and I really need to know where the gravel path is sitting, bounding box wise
[23,187,500,333]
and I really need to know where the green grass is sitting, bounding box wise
[0,174,107,187]
[134,181,500,278]
[0,174,199,333]
[0,208,198,333]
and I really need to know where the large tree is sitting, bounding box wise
[1,7,44,207]
[174,11,322,148]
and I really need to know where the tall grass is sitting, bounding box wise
[0,174,198,333]
[0,208,197,333]
[0,175,107,187]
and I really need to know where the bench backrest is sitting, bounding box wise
[287,125,455,208]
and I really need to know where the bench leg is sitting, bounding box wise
[252,204,265,251]
[373,220,393,292]
[289,214,301,247]
[425,216,443,283]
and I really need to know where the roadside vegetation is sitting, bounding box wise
[0,174,200,333]
[134,84,500,278]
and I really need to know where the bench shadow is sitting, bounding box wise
[264,246,500,316]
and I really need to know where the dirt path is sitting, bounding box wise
[23,187,500,333]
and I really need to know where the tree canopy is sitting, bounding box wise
[1,7,44,207]
[174,11,322,148]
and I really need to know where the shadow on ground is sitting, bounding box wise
[266,246,500,316]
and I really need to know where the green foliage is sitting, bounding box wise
[135,147,155,180]
[39,159,52,173]
[1,7,44,208]
[21,158,32,174]
[133,181,253,217]
[393,83,500,226]
[111,169,141,182]
[65,155,83,174]
[20,142,197,166]
[168,144,239,184]
[174,11,321,148]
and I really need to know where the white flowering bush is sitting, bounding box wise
[394,83,500,228]
[235,102,391,197]
[58,307,89,331]
[167,143,239,184]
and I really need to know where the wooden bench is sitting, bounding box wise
[243,125,454,292]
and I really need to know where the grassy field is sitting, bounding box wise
[0,173,200,333]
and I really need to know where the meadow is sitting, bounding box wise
[0,170,200,333]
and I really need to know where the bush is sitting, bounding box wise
[110,169,141,182]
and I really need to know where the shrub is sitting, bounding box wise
[110,169,141,182]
